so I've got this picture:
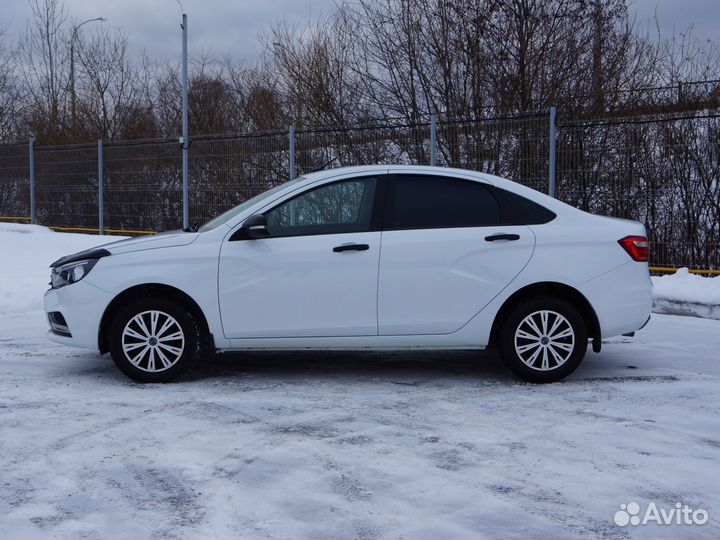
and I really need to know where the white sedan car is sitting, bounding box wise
[44,165,652,383]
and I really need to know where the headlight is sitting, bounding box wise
[51,259,99,289]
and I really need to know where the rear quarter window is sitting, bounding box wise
[492,187,556,225]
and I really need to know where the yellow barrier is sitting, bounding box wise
[47,225,157,236]
[0,216,156,235]
[649,267,720,276]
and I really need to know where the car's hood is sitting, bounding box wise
[50,231,198,268]
[100,230,199,255]
[49,231,199,268]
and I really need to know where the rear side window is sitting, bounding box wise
[492,187,556,225]
[385,175,501,230]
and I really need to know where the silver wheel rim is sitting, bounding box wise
[121,310,185,373]
[514,310,575,371]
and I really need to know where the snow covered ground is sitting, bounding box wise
[1,223,719,539]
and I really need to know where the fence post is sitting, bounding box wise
[548,106,557,197]
[289,125,296,179]
[430,113,437,166]
[98,139,104,235]
[29,136,35,224]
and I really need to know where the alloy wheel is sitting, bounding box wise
[121,310,185,373]
[513,309,575,371]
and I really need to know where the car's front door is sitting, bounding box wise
[378,174,535,335]
[218,176,382,339]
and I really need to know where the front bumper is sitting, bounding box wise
[43,280,114,350]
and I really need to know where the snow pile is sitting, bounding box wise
[652,268,720,304]
[652,268,720,320]
[0,222,126,317]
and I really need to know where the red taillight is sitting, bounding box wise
[618,235,649,262]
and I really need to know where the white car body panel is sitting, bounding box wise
[377,226,534,335]
[74,234,231,349]
[44,278,114,349]
[218,231,381,338]
[578,261,653,338]
[43,164,652,357]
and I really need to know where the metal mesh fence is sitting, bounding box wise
[189,132,288,227]
[296,123,432,173]
[0,110,718,271]
[0,143,29,221]
[555,112,720,269]
[35,143,98,229]
[103,139,182,232]
[436,114,549,193]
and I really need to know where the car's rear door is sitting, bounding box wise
[218,175,384,338]
[378,173,535,335]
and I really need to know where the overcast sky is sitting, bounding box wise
[1,0,718,65]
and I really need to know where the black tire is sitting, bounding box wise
[109,297,201,382]
[498,296,588,383]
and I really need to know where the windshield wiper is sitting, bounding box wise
[182,223,199,232]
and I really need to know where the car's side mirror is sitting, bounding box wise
[230,214,269,241]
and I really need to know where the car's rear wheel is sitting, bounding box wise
[109,297,201,382]
[499,296,587,383]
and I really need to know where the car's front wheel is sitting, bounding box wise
[499,296,588,383]
[109,297,201,382]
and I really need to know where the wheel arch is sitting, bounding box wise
[489,282,601,346]
[98,283,214,354]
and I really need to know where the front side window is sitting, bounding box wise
[266,177,377,237]
[385,175,501,230]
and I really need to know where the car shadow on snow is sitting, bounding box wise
[62,348,514,385]
[70,346,662,386]
[183,346,665,385]
[185,348,515,384]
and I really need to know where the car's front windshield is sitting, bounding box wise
[197,178,303,232]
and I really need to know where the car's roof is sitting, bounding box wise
[302,164,486,181]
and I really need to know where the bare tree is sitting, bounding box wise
[266,16,369,127]
[225,60,286,131]
[75,26,144,139]
[16,0,69,143]
[0,29,23,140]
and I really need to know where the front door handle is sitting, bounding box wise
[485,233,520,242]
[333,243,370,253]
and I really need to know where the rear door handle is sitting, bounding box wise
[333,243,370,253]
[485,233,520,242]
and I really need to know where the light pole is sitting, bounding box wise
[181,12,189,230]
[70,16,106,134]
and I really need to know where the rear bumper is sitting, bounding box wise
[579,261,652,339]
[43,280,114,350]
